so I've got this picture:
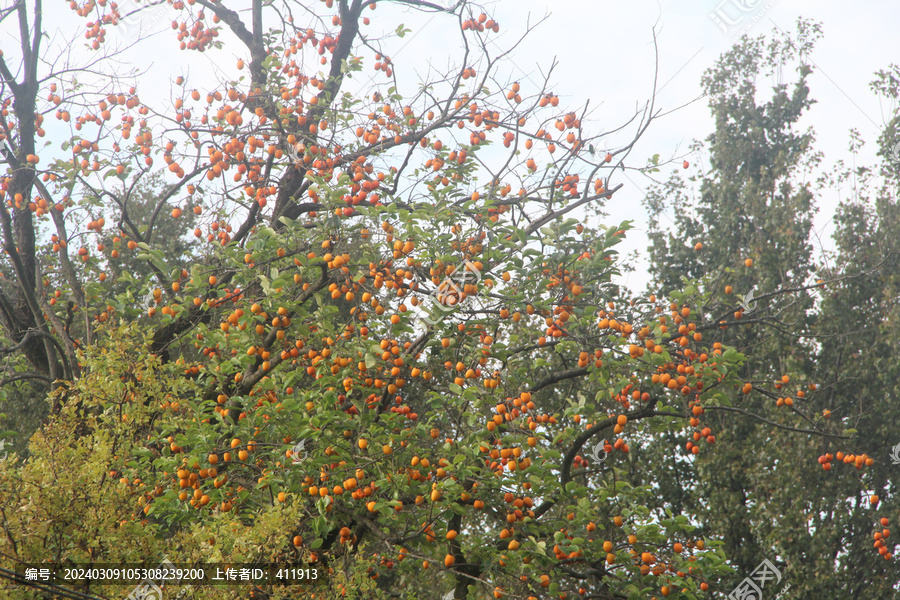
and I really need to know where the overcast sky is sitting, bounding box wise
[17,0,900,293]
[476,0,898,292]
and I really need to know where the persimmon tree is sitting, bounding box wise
[0,2,873,600]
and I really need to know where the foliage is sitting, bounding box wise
[641,22,900,600]
[0,2,896,600]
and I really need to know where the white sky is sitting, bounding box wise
[476,0,898,293]
[13,0,900,293]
